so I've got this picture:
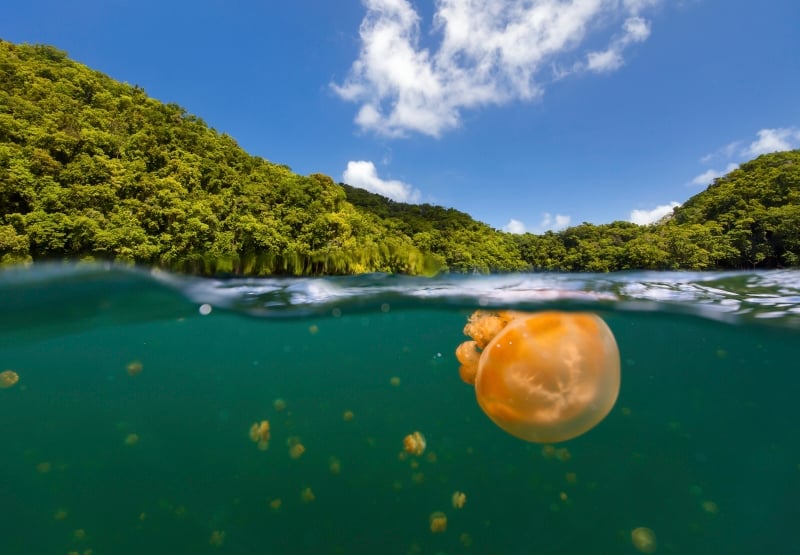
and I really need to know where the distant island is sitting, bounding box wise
[1,40,799,275]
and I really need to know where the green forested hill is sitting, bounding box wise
[671,150,800,267]
[1,39,798,274]
[340,184,526,272]
[0,40,525,274]
[512,149,800,271]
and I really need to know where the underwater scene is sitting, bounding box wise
[1,264,799,555]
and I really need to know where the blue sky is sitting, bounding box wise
[4,0,799,232]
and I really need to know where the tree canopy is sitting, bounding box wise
[1,39,798,274]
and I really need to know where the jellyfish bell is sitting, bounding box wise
[460,311,620,443]
[0,370,19,389]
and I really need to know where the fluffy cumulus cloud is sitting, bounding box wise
[540,212,572,231]
[692,127,800,186]
[342,160,421,202]
[745,127,800,157]
[333,0,660,137]
[690,163,739,187]
[503,213,571,234]
[629,201,680,225]
[503,219,527,234]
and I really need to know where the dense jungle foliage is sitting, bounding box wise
[1,39,798,274]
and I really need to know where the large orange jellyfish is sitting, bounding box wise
[455,311,620,443]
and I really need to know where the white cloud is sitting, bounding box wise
[699,141,739,164]
[585,16,650,73]
[630,202,680,225]
[503,213,571,234]
[342,160,421,203]
[690,163,738,186]
[333,0,660,137]
[541,212,572,231]
[503,219,526,234]
[693,127,798,185]
[745,128,800,157]
[690,168,721,186]
[700,128,800,165]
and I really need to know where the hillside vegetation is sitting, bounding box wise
[1,39,798,274]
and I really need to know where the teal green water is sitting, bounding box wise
[1,265,799,554]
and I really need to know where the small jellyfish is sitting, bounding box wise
[0,370,19,389]
[328,456,341,475]
[701,500,719,514]
[631,527,657,553]
[125,361,142,377]
[124,433,139,446]
[389,376,401,387]
[455,311,621,443]
[403,431,426,456]
[342,410,355,422]
[269,498,282,511]
[429,511,447,533]
[287,436,305,459]
[273,398,287,412]
[555,447,572,462]
[249,420,270,451]
[301,487,315,503]
[209,530,225,547]
[451,491,466,509]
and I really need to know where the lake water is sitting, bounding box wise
[1,264,799,555]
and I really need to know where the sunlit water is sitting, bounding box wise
[1,264,799,555]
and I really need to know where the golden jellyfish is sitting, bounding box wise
[403,431,426,456]
[631,527,657,554]
[451,491,466,509]
[125,361,142,377]
[0,370,19,389]
[429,511,447,533]
[455,310,620,443]
[249,420,270,451]
[36,461,52,474]
[287,436,305,459]
[701,500,719,514]
[209,530,225,547]
[301,487,315,503]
